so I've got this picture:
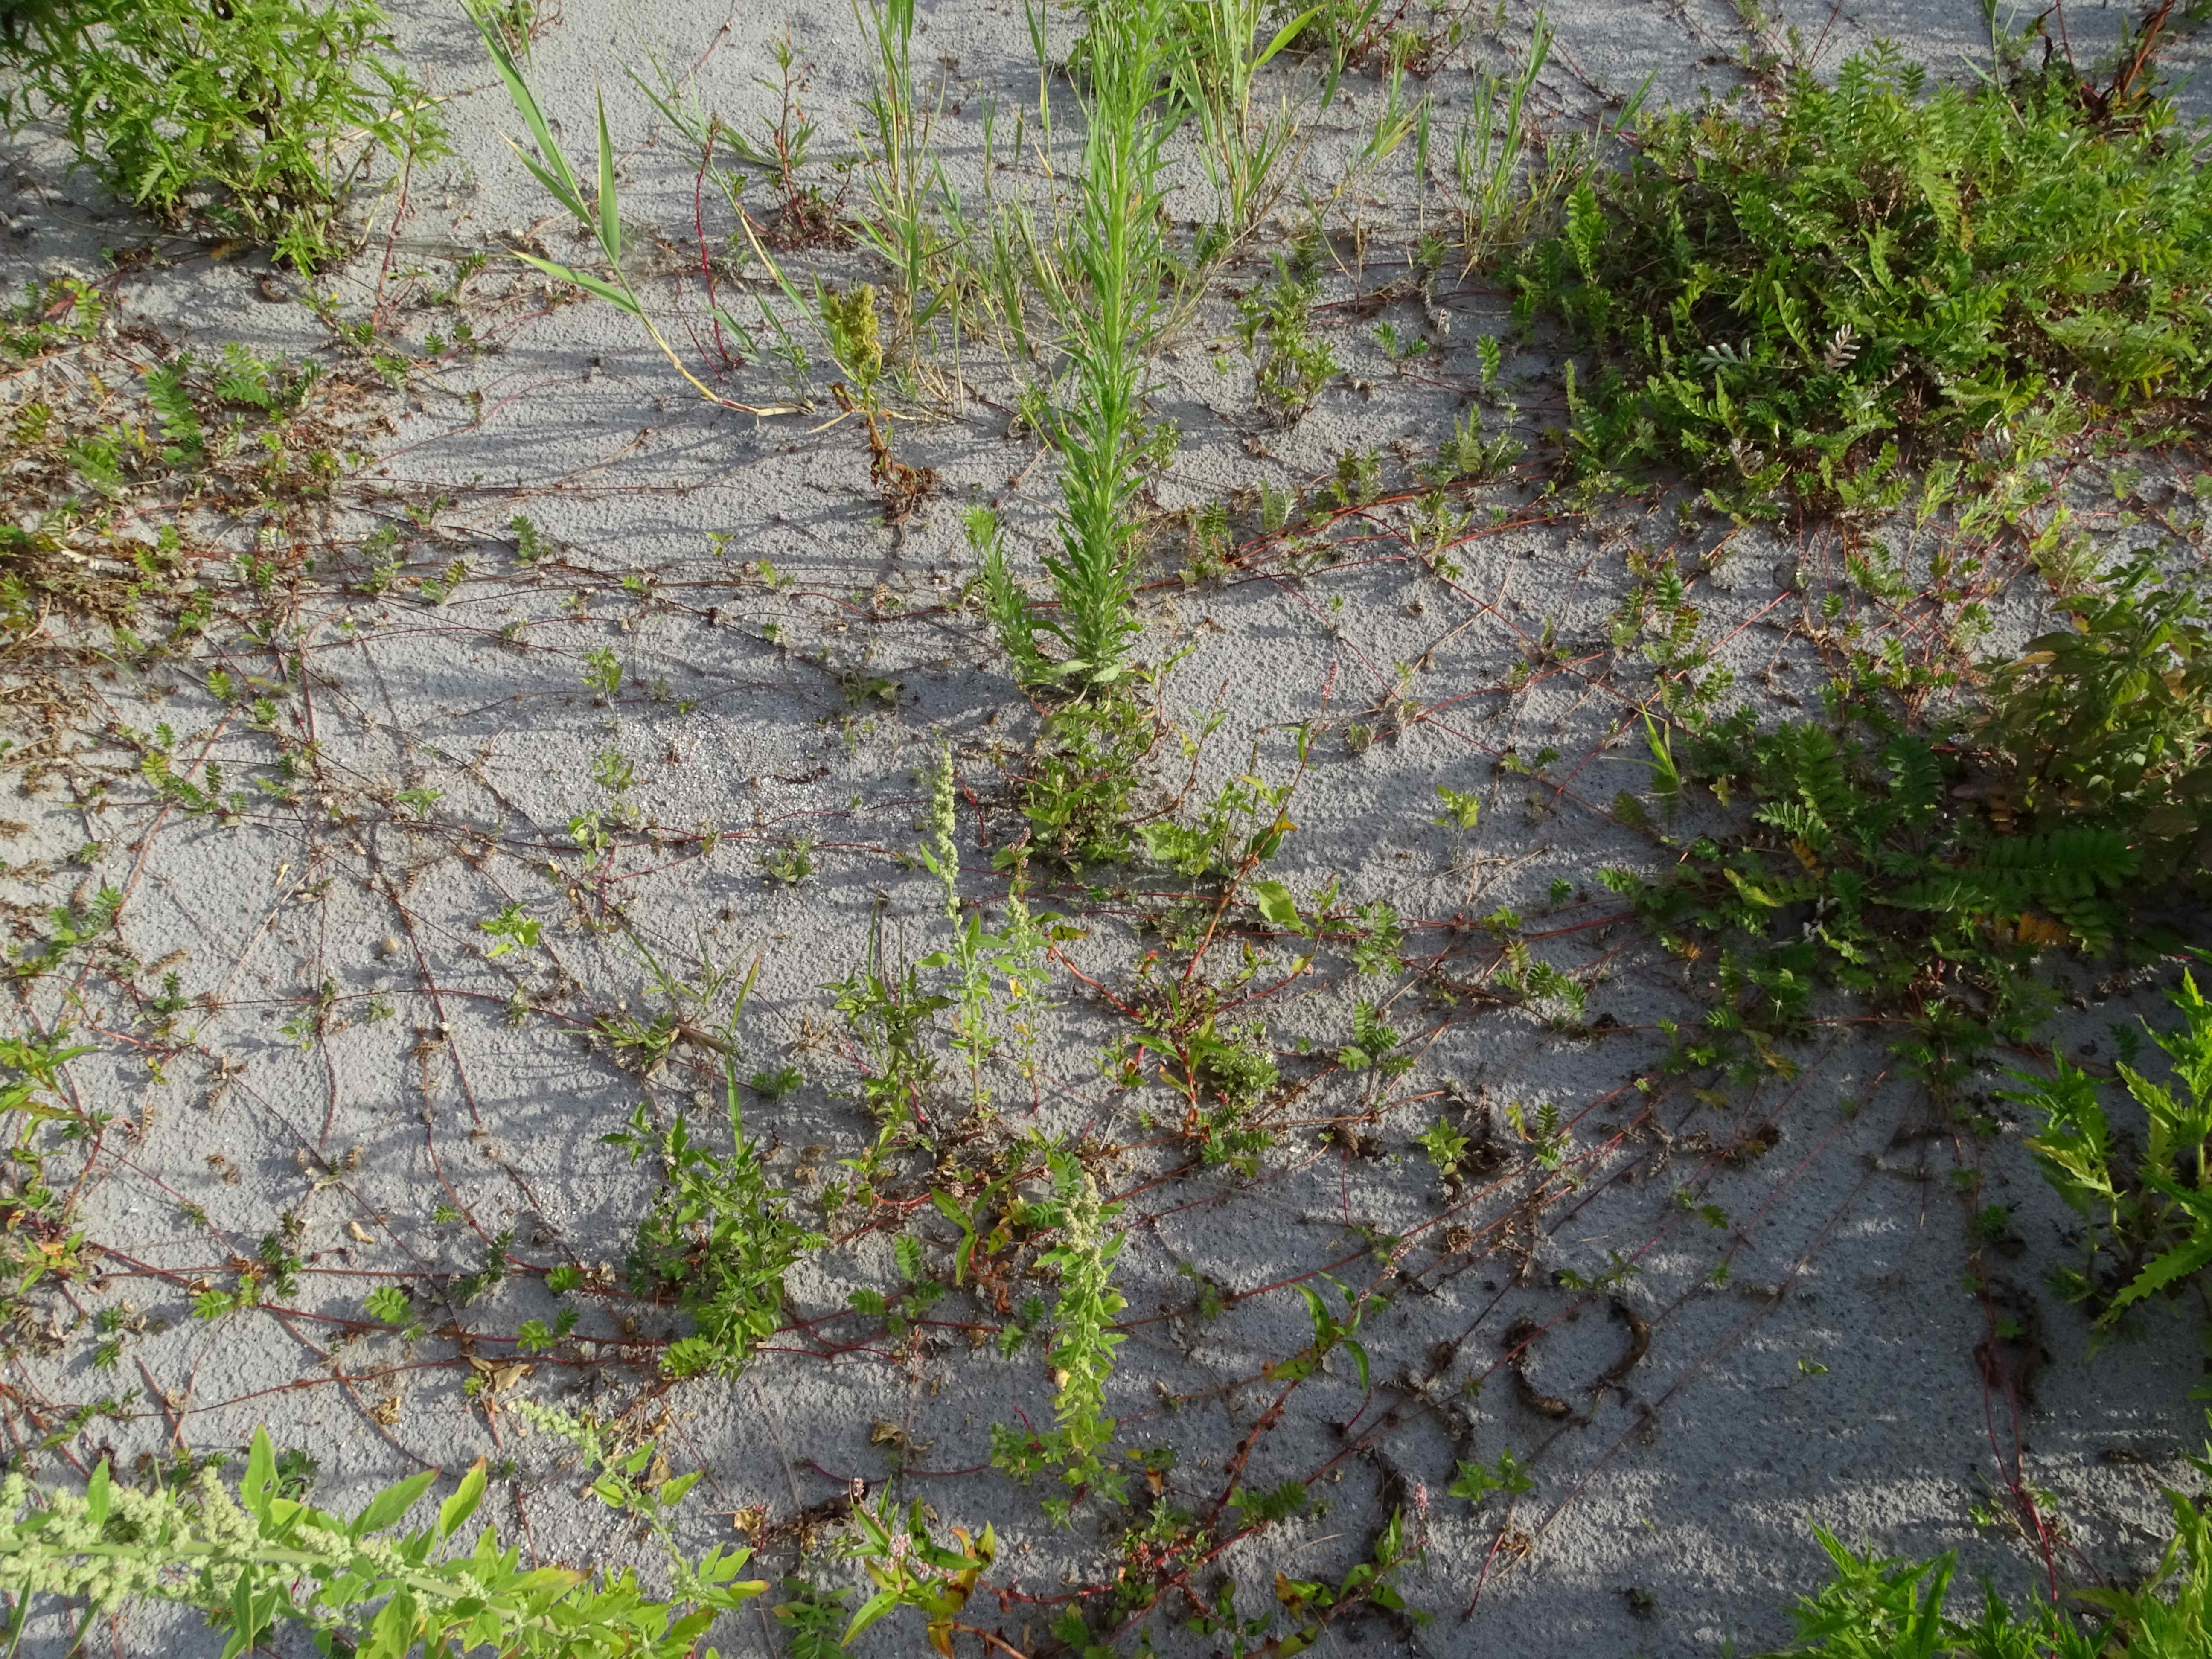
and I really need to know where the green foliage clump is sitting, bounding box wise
[1237,240,1338,427]
[0,1426,765,1656]
[991,1154,1127,1517]
[1019,692,1160,868]
[1764,1486,2211,1659]
[0,277,103,362]
[603,1027,824,1377]
[1978,560,2212,891]
[2005,970,2212,1321]
[1522,45,2212,510]
[0,0,445,269]
[1605,698,2134,1085]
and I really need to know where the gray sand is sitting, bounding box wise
[1,1,2208,1655]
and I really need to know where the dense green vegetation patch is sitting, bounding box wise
[0,0,442,268]
[1520,47,2212,512]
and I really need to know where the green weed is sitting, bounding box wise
[1236,239,1337,426]
[472,12,792,419]
[1604,689,2132,1086]
[0,1426,765,1654]
[983,0,1179,691]
[914,746,1052,1108]
[1977,559,2212,892]
[0,0,443,269]
[838,1493,998,1654]
[601,963,824,1377]
[2005,970,2212,1322]
[1168,0,1334,242]
[827,917,949,1139]
[990,1151,1128,1517]
[1762,1474,2212,1658]
[1018,691,1161,867]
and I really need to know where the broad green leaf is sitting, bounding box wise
[474,12,582,212]
[1345,1337,1371,1391]
[2107,1229,2212,1317]
[352,1469,437,1538]
[242,1427,276,1523]
[438,1460,487,1541]
[1251,878,1303,934]
[844,1587,903,1643]
[1255,7,1321,68]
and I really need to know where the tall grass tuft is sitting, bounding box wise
[470,9,794,418]
[856,0,966,352]
[1453,13,1645,273]
[1169,0,1328,243]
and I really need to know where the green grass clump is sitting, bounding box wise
[0,0,443,269]
[1521,45,2212,511]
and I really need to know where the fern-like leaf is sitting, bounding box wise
[144,361,202,463]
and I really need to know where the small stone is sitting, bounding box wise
[379,935,402,957]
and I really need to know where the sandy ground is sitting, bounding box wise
[2,1,2209,1655]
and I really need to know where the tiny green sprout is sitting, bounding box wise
[478,904,541,959]
[748,1065,803,1099]
[393,786,441,820]
[509,514,547,563]
[759,839,816,885]
[546,1263,583,1295]
[1448,1448,1532,1504]
[1434,784,1480,830]
[591,747,635,793]
[582,646,623,699]
[1415,1118,1471,1180]
[1548,876,1573,903]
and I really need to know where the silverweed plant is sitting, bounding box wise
[0,1428,765,1656]
[0,0,443,270]
[1522,39,2212,512]
[983,0,1180,692]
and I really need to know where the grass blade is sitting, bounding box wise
[597,90,621,261]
